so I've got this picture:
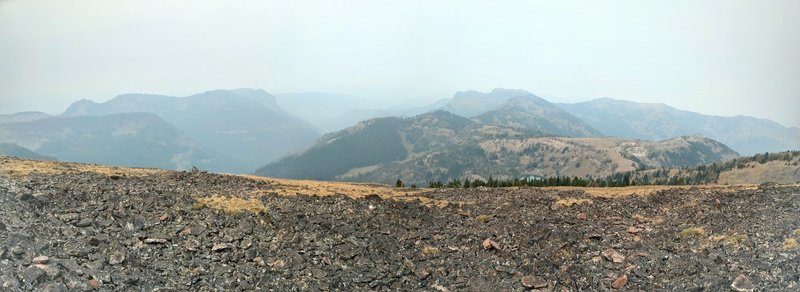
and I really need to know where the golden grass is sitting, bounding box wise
[794,229,800,236]
[392,196,450,208]
[681,197,699,208]
[549,184,758,198]
[680,227,705,238]
[194,195,267,215]
[708,233,748,246]
[475,214,492,222]
[553,198,592,208]
[421,246,439,256]
[0,157,162,177]
[632,213,665,224]
[784,238,798,250]
[693,232,748,252]
[244,175,450,208]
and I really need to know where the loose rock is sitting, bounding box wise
[212,243,234,252]
[731,274,755,292]
[611,274,628,289]
[482,238,500,251]
[144,238,168,244]
[32,255,49,264]
[74,218,93,227]
[602,248,625,263]
[521,275,548,289]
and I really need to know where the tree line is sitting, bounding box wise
[394,150,800,189]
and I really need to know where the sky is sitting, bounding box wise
[1,0,799,127]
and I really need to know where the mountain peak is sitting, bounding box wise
[445,88,536,117]
[62,98,101,117]
[489,88,534,98]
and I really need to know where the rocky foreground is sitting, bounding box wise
[0,158,799,291]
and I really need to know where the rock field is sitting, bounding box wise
[0,157,799,291]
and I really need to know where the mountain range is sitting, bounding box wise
[0,142,55,161]
[556,98,800,156]
[0,113,220,170]
[257,110,739,185]
[1,87,796,180]
[60,89,321,172]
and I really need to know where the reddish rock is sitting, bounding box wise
[612,274,627,289]
[602,248,625,263]
[626,226,642,233]
[159,214,169,221]
[88,279,101,289]
[271,259,285,269]
[521,275,548,289]
[576,213,587,220]
[482,238,500,250]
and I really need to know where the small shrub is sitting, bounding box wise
[680,227,705,238]
[632,213,665,224]
[553,198,592,208]
[421,246,439,256]
[193,195,268,215]
[784,238,798,250]
[475,214,492,223]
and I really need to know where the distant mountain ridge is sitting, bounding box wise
[0,143,56,161]
[0,112,52,124]
[0,113,220,170]
[62,88,322,172]
[440,88,601,137]
[557,97,800,155]
[256,110,739,185]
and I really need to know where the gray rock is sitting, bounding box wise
[212,243,234,252]
[21,265,45,286]
[34,263,61,279]
[32,255,49,264]
[731,274,755,292]
[0,275,19,290]
[74,218,93,227]
[41,282,69,292]
[521,275,548,289]
[108,250,126,265]
[57,259,85,276]
[144,238,168,244]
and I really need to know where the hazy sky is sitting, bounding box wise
[1,0,799,127]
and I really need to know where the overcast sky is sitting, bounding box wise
[1,0,798,127]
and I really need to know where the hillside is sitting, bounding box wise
[0,113,220,170]
[474,96,601,137]
[0,112,51,124]
[621,151,800,186]
[438,88,600,137]
[1,157,798,290]
[256,111,738,185]
[0,143,55,161]
[557,98,800,155]
[62,88,321,173]
[440,88,530,117]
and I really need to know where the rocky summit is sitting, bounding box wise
[0,157,799,291]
